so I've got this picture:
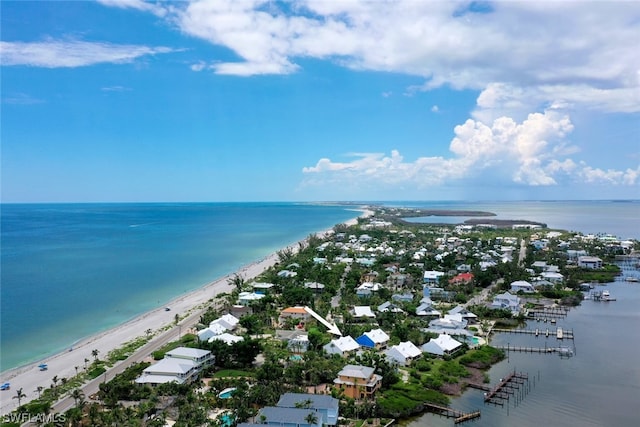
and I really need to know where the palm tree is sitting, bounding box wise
[71,388,85,408]
[84,357,89,369]
[91,348,99,361]
[146,328,153,338]
[35,385,44,399]
[75,366,79,376]
[12,387,26,406]
[304,412,319,426]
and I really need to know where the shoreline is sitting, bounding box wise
[0,209,372,415]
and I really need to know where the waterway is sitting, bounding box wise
[404,265,640,427]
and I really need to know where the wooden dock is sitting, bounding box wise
[526,307,569,319]
[483,371,529,406]
[491,327,574,340]
[424,403,481,424]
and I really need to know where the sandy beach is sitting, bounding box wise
[0,209,370,415]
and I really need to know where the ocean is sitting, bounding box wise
[0,202,359,371]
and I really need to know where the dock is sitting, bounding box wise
[424,403,481,424]
[483,371,529,406]
[490,327,574,340]
[526,306,569,320]
[494,344,574,357]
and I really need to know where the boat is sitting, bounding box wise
[601,290,616,301]
[558,347,574,358]
[625,276,639,282]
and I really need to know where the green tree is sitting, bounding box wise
[12,387,26,407]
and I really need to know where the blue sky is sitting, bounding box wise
[1,0,639,202]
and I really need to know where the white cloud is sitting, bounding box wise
[303,107,638,190]
[146,0,640,115]
[96,0,167,17]
[0,39,175,68]
[2,93,45,105]
[431,105,439,113]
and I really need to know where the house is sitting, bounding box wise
[352,306,376,319]
[392,293,414,303]
[377,301,405,314]
[416,302,441,317]
[540,271,564,284]
[578,256,603,269]
[423,270,445,284]
[278,269,298,278]
[448,305,478,323]
[305,282,325,293]
[256,406,321,427]
[428,314,467,330]
[385,341,422,366]
[209,333,244,345]
[135,347,213,385]
[491,292,521,313]
[277,393,339,426]
[279,307,312,325]
[355,329,390,349]
[333,364,382,399]
[421,334,463,357]
[252,282,275,294]
[288,334,310,354]
[356,282,382,297]
[510,280,536,293]
[197,322,227,341]
[323,336,360,357]
[238,291,265,306]
[449,272,474,285]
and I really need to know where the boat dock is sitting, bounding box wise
[483,371,530,406]
[494,344,574,357]
[526,306,570,320]
[490,327,574,340]
[424,403,481,424]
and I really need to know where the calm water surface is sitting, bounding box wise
[405,268,640,427]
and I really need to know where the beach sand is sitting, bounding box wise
[0,209,371,415]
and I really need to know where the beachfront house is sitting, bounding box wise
[333,364,382,399]
[384,341,422,366]
[421,334,463,357]
[276,393,339,426]
[238,291,265,306]
[135,347,213,385]
[323,336,360,357]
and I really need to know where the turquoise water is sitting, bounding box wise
[0,203,359,371]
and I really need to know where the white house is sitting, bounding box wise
[209,333,244,345]
[352,306,376,319]
[135,347,213,385]
[448,306,478,323]
[491,292,521,313]
[428,314,467,330]
[421,334,463,357]
[540,271,564,284]
[510,280,536,293]
[323,336,360,357]
[385,341,422,366]
[578,256,603,269]
[238,291,265,306]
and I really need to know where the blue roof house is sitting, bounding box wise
[277,393,339,426]
[257,406,322,427]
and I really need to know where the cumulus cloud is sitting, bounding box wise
[302,107,639,189]
[0,39,175,68]
[124,0,640,115]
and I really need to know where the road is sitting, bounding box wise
[50,306,207,416]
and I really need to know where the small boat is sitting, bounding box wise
[601,290,616,301]
[558,347,574,358]
[625,276,639,282]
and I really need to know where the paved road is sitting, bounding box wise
[50,307,207,416]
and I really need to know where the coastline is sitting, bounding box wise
[0,209,371,415]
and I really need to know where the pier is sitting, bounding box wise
[424,403,481,424]
[490,327,574,340]
[494,344,574,357]
[526,306,569,320]
[483,371,530,406]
